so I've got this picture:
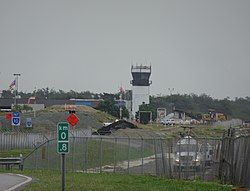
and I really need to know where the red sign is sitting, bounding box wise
[67,113,79,127]
[6,113,12,119]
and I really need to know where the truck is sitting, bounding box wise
[202,109,226,122]
[173,136,203,171]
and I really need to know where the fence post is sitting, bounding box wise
[160,138,166,176]
[85,137,88,173]
[168,138,172,178]
[230,128,235,185]
[113,138,117,173]
[32,143,38,170]
[127,137,131,174]
[141,137,144,175]
[70,132,76,172]
[100,137,103,173]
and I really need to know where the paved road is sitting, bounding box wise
[0,173,32,191]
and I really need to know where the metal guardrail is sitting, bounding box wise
[0,157,23,170]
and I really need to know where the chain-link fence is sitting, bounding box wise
[20,129,223,182]
[22,132,160,175]
[1,128,249,188]
[219,128,250,188]
[0,129,91,150]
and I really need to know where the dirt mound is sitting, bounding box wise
[94,120,138,135]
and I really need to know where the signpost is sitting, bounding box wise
[57,122,69,191]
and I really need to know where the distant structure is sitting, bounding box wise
[130,65,152,119]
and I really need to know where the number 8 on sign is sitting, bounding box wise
[58,142,69,153]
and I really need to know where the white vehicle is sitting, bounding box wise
[161,118,175,125]
[200,143,213,165]
[173,136,202,171]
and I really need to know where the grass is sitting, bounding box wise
[0,170,232,191]
[0,149,32,157]
[141,123,227,138]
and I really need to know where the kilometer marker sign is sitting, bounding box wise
[57,122,69,154]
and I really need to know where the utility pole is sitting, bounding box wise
[13,73,21,106]
[119,85,123,119]
[168,88,174,112]
[34,87,37,118]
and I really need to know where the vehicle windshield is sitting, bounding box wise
[176,144,199,152]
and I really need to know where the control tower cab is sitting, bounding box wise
[130,65,152,118]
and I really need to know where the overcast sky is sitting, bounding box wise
[1,0,250,99]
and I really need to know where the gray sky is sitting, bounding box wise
[1,0,250,99]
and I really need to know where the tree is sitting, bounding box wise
[98,99,129,119]
[22,105,33,112]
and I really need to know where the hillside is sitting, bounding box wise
[0,105,234,138]
[0,105,116,133]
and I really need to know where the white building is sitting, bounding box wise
[130,65,152,118]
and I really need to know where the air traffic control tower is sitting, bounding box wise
[130,65,152,118]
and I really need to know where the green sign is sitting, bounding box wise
[58,142,69,153]
[57,122,69,154]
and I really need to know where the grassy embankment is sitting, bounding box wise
[0,169,232,191]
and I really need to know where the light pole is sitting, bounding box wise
[168,88,174,112]
[13,73,21,106]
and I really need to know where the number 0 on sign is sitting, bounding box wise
[57,122,69,154]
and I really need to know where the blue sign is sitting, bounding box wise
[12,112,21,126]
[26,121,32,127]
[13,112,20,117]
[12,117,20,126]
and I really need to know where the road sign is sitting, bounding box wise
[12,118,20,126]
[13,112,20,117]
[57,122,69,154]
[6,113,12,119]
[58,142,69,153]
[26,118,32,127]
[12,112,20,126]
[67,113,79,127]
[26,121,32,127]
